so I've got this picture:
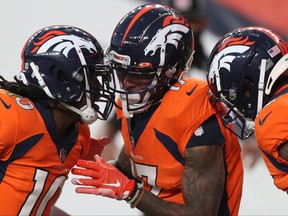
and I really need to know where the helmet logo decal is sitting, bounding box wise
[144,24,190,66]
[31,30,97,57]
[208,36,255,84]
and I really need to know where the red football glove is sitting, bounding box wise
[71,155,135,200]
[81,137,110,160]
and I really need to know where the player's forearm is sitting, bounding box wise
[115,146,134,179]
[135,189,204,216]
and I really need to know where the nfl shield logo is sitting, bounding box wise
[194,126,204,136]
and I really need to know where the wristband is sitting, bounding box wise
[130,187,145,209]
[125,182,143,205]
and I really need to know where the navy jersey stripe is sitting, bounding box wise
[0,134,44,183]
[154,128,185,166]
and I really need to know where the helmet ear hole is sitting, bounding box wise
[242,89,251,98]
[242,78,255,99]
[50,65,68,83]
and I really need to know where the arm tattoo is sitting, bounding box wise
[135,145,225,215]
[182,145,225,214]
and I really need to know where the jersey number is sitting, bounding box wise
[7,92,34,110]
[131,160,161,196]
[19,169,66,215]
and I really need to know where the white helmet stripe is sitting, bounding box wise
[257,59,266,114]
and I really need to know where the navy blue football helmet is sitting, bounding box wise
[207,26,288,139]
[19,25,114,123]
[106,4,194,117]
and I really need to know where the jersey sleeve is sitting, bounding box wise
[255,101,288,191]
[0,95,19,161]
[255,103,288,166]
[186,115,225,148]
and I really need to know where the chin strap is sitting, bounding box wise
[60,102,98,124]
[120,97,133,119]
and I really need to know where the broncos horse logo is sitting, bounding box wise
[31,30,97,57]
[144,24,190,66]
[208,36,255,84]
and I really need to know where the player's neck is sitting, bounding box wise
[52,108,77,137]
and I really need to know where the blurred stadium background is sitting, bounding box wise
[0,0,287,214]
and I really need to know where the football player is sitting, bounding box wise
[207,26,288,191]
[0,25,114,215]
[71,4,243,215]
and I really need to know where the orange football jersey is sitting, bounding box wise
[116,78,243,215]
[255,88,288,192]
[0,89,90,215]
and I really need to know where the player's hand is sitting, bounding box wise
[82,137,110,160]
[71,155,135,200]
